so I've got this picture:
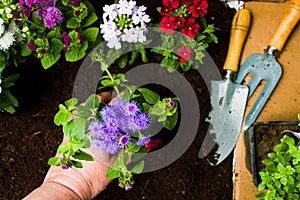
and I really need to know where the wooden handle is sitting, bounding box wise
[224,9,251,72]
[268,0,300,52]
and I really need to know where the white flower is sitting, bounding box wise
[132,12,150,28]
[0,29,15,51]
[118,0,136,15]
[9,25,23,43]
[136,28,147,43]
[100,21,117,34]
[102,26,121,41]
[0,79,2,94]
[227,0,244,12]
[107,36,121,50]
[121,28,137,43]
[103,4,118,22]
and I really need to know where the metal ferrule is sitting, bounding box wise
[224,70,236,80]
[266,46,281,57]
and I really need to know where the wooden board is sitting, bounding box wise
[233,1,300,199]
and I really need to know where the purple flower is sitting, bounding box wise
[14,12,21,19]
[40,48,46,54]
[74,10,80,17]
[93,139,120,155]
[125,101,140,116]
[170,101,175,107]
[119,134,130,146]
[17,22,23,27]
[135,135,151,146]
[61,165,68,170]
[28,40,37,51]
[44,6,63,29]
[73,0,82,7]
[133,113,151,131]
[78,34,84,42]
[125,185,132,191]
[22,8,31,17]
[25,0,38,8]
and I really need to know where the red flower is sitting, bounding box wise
[178,46,192,62]
[160,16,177,34]
[181,0,192,5]
[190,0,208,18]
[163,0,180,9]
[146,139,163,151]
[181,18,199,38]
[160,4,173,16]
[171,17,185,29]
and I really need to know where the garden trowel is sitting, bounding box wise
[199,9,251,165]
[235,0,300,131]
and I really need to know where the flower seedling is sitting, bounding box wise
[256,135,300,200]
[152,0,218,72]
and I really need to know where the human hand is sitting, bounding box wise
[24,92,116,200]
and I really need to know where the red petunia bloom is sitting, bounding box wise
[181,18,200,38]
[190,0,208,18]
[160,4,173,16]
[178,46,192,62]
[163,0,180,9]
[181,0,192,5]
[160,16,177,34]
[171,16,185,29]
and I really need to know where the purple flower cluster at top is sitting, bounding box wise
[88,99,151,155]
[19,0,63,29]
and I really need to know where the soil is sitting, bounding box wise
[246,122,300,186]
[0,0,236,199]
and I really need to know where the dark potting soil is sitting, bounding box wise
[0,0,236,199]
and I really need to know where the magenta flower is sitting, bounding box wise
[181,18,199,38]
[44,7,63,29]
[28,40,37,51]
[22,8,31,17]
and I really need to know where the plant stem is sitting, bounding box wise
[105,68,121,97]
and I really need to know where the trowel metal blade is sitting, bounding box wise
[205,78,249,165]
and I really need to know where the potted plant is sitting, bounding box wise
[244,116,300,199]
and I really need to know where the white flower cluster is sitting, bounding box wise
[0,12,23,51]
[226,0,244,12]
[100,0,150,49]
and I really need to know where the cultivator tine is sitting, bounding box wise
[235,53,282,131]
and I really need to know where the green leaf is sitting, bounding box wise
[138,88,160,104]
[140,48,148,63]
[82,12,98,27]
[73,150,93,161]
[48,157,62,166]
[280,177,288,185]
[150,104,165,116]
[83,27,99,43]
[131,161,144,174]
[65,98,78,108]
[127,143,142,153]
[65,50,86,62]
[116,54,128,69]
[164,111,178,130]
[54,108,72,126]
[72,161,83,168]
[106,167,121,179]
[57,143,69,154]
[67,17,81,28]
[20,43,32,57]
[84,94,100,108]
[142,103,151,113]
[2,74,19,89]
[255,192,266,198]
[41,53,61,69]
[72,118,87,139]
[62,0,69,6]
[51,38,64,53]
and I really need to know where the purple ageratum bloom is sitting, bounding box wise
[40,48,46,54]
[74,10,80,17]
[133,113,151,131]
[125,101,140,116]
[28,40,37,51]
[119,134,130,147]
[44,6,63,29]
[14,12,21,19]
[135,135,151,146]
[93,138,120,155]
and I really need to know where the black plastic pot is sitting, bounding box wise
[244,121,300,187]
